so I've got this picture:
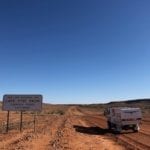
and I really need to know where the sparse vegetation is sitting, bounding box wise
[78,99,150,114]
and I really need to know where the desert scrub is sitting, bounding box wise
[47,110,64,115]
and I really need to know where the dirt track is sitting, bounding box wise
[0,106,149,150]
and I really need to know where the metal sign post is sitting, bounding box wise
[6,111,10,133]
[33,113,36,132]
[20,111,23,132]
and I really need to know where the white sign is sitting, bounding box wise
[2,95,42,111]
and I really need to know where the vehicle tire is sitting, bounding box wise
[115,125,122,134]
[107,121,111,130]
[133,124,139,132]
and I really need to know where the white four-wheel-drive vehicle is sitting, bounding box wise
[104,107,142,133]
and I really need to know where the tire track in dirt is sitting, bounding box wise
[118,133,150,150]
[51,106,125,150]
[38,106,125,150]
[77,108,150,150]
[117,126,150,150]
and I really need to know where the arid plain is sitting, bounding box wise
[0,100,149,150]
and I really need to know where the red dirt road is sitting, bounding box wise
[0,106,149,150]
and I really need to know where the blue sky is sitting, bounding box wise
[0,0,150,104]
